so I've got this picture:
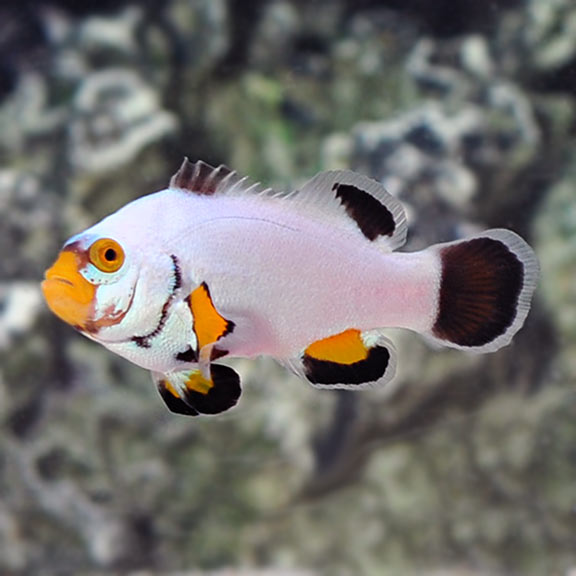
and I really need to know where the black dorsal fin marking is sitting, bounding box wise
[297,170,407,252]
[169,158,237,196]
[333,182,396,240]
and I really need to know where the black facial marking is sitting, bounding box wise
[171,254,182,291]
[332,182,396,241]
[132,335,151,349]
[131,254,182,349]
[303,345,391,386]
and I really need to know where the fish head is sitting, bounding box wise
[42,231,142,335]
[43,221,179,345]
[42,192,185,350]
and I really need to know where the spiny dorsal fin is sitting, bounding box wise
[169,158,272,197]
[169,158,238,195]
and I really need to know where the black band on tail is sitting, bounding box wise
[432,236,525,348]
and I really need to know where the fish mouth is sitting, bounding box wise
[42,249,96,331]
[45,275,74,287]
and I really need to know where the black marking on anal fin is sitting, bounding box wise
[433,236,524,348]
[303,345,391,387]
[333,182,396,241]
[175,346,198,363]
[181,364,242,415]
[157,379,199,416]
[169,158,236,196]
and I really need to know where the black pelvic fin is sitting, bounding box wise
[156,377,200,416]
[180,364,242,415]
[154,363,242,417]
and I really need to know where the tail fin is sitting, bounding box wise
[428,229,539,353]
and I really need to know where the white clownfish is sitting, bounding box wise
[42,159,539,416]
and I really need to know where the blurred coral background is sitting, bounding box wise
[0,1,575,575]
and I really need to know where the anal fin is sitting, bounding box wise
[288,329,397,390]
[153,364,242,416]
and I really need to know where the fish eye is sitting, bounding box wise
[88,238,125,273]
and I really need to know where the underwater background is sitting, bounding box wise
[1,1,575,574]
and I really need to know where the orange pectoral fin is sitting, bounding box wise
[188,283,235,350]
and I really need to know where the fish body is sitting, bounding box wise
[42,160,539,416]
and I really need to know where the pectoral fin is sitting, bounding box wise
[153,364,242,416]
[188,282,235,351]
[284,329,397,390]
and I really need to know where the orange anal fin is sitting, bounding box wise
[188,283,235,351]
[305,329,368,365]
[302,330,397,389]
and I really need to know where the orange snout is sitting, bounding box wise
[42,249,96,330]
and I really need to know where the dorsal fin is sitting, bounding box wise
[169,158,271,197]
[294,170,408,252]
[169,158,238,195]
[170,160,407,251]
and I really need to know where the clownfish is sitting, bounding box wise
[42,159,539,416]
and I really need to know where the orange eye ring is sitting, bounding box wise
[88,238,125,273]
